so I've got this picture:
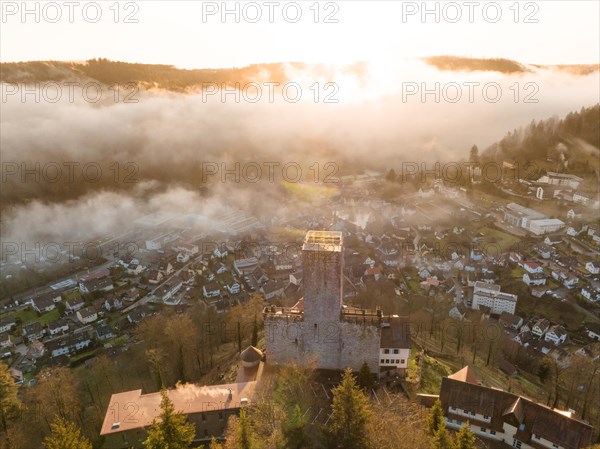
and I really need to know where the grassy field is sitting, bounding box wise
[12,307,60,326]
[38,309,60,325]
[478,226,521,252]
[13,308,37,323]
[419,353,456,394]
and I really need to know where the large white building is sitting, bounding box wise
[528,218,566,235]
[472,282,517,315]
[503,203,546,229]
[537,172,583,190]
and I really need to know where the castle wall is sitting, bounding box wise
[264,316,380,373]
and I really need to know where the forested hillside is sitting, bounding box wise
[481,104,600,176]
[0,59,298,91]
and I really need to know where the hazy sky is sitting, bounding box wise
[1,1,599,68]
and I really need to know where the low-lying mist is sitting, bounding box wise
[1,58,598,246]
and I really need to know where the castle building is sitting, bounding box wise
[100,347,263,448]
[437,366,593,449]
[263,231,410,376]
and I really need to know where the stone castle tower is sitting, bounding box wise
[302,231,344,328]
[263,231,382,373]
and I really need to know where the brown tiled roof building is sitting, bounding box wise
[440,366,593,449]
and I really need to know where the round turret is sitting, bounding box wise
[240,346,263,368]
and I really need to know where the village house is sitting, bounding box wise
[573,191,592,206]
[250,266,269,285]
[544,324,568,346]
[289,270,303,286]
[177,252,190,263]
[523,272,547,286]
[27,339,45,358]
[171,242,199,256]
[146,269,163,284]
[155,278,183,303]
[22,322,45,341]
[499,312,523,331]
[531,287,547,298]
[77,306,98,325]
[79,276,114,294]
[514,330,533,347]
[535,244,553,259]
[104,295,123,311]
[274,256,294,271]
[47,318,70,336]
[95,325,116,341]
[585,261,599,275]
[377,241,400,267]
[532,318,550,338]
[123,287,141,302]
[552,268,579,289]
[449,303,468,320]
[65,295,85,312]
[364,266,383,282]
[0,334,13,349]
[260,280,285,300]
[563,274,579,289]
[203,282,221,299]
[127,307,151,325]
[213,245,228,258]
[178,270,195,286]
[46,333,92,358]
[31,293,58,313]
[544,235,563,246]
[227,282,241,295]
[157,260,175,276]
[522,261,543,274]
[126,262,145,276]
[233,257,259,276]
[581,281,600,302]
[0,316,16,334]
[585,323,600,341]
